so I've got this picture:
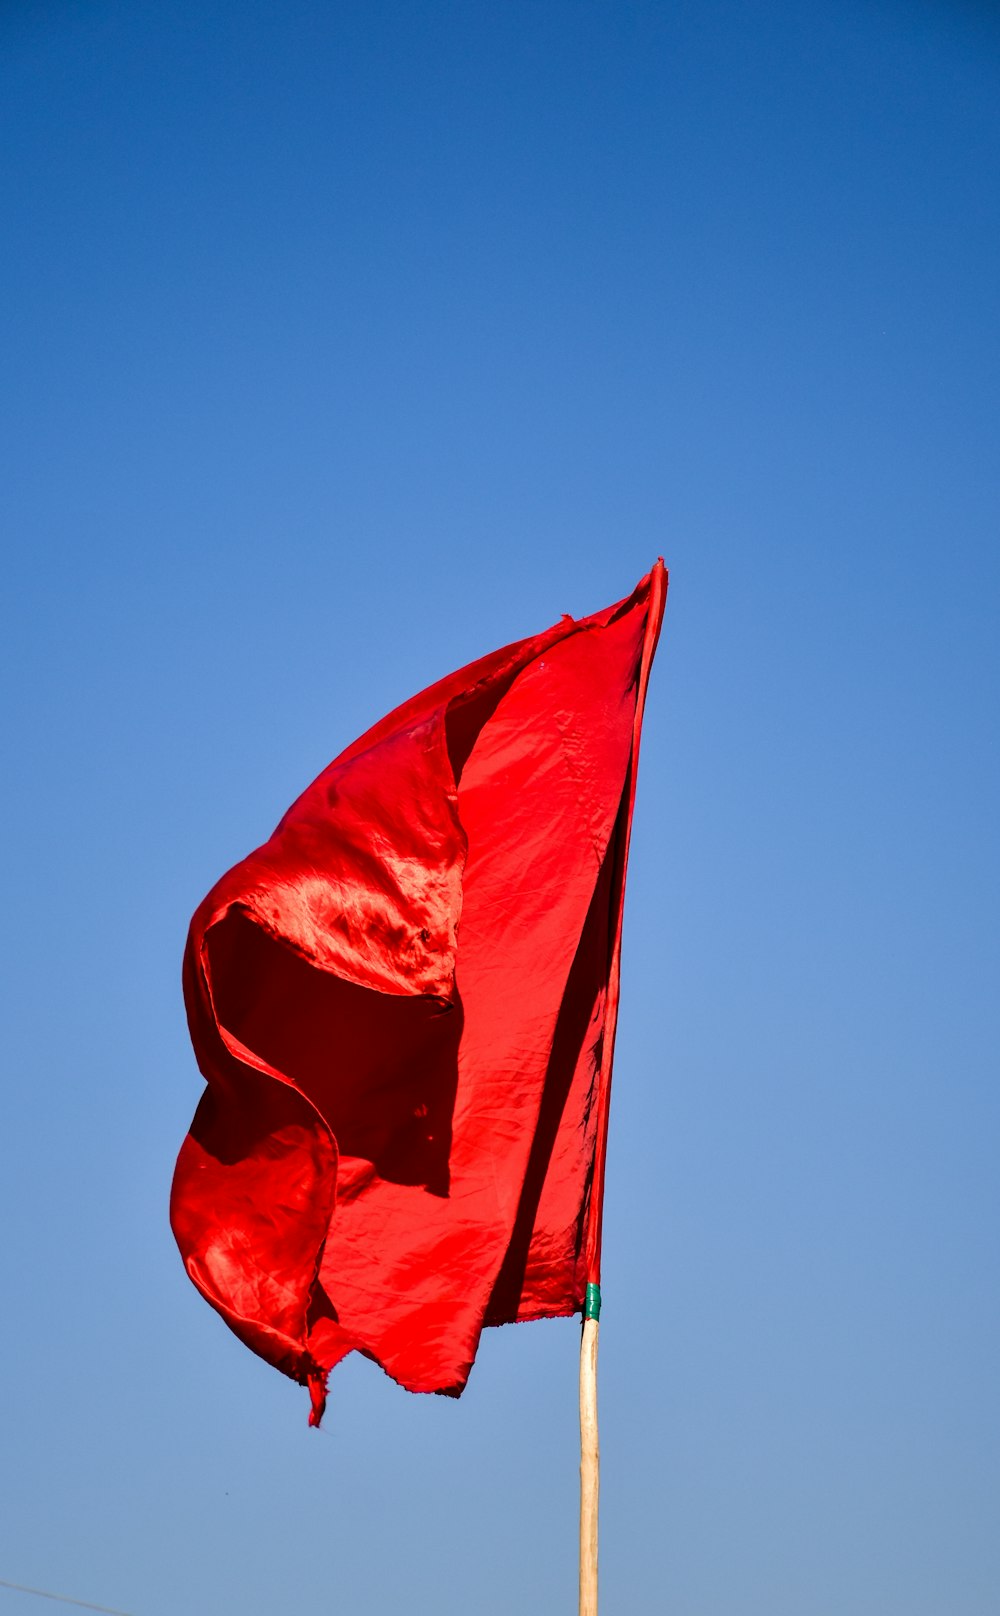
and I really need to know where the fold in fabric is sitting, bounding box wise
[171,561,667,1423]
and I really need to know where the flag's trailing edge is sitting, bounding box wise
[172,561,667,1425]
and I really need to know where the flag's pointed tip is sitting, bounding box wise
[644,557,669,640]
[307,1366,329,1428]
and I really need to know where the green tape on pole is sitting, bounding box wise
[584,1282,602,1321]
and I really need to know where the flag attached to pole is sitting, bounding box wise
[172,561,666,1424]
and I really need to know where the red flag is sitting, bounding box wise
[172,561,666,1424]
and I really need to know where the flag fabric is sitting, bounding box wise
[172,561,667,1424]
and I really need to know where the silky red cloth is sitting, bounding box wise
[172,562,666,1423]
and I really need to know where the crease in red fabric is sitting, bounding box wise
[171,561,667,1423]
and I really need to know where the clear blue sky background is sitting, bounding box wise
[1,2,998,1613]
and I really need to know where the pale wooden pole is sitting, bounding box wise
[579,1288,601,1616]
[577,561,666,1616]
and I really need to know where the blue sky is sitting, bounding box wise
[1,3,998,1613]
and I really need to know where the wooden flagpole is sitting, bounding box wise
[577,563,666,1616]
[579,1285,601,1616]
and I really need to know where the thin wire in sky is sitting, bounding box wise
[0,1579,135,1616]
